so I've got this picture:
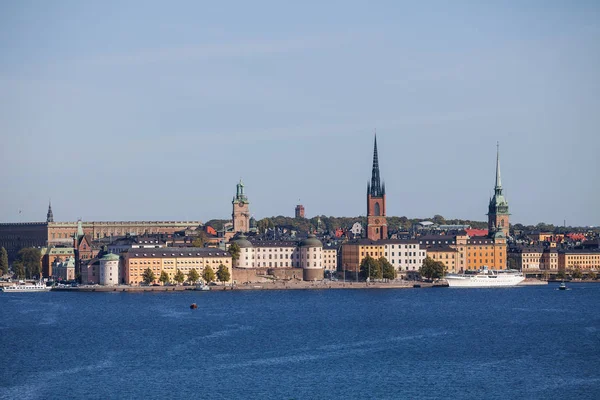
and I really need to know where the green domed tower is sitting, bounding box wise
[487,143,510,237]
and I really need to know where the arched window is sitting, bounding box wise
[501,219,505,227]
[374,202,380,216]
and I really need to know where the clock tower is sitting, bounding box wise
[232,179,250,233]
[366,135,387,241]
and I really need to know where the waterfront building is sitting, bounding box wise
[366,135,387,241]
[487,143,510,238]
[465,234,507,270]
[52,256,75,281]
[80,259,100,284]
[341,239,425,276]
[300,235,324,281]
[108,236,166,254]
[322,243,338,272]
[558,249,600,272]
[40,246,75,278]
[295,204,305,218]
[124,247,232,285]
[507,245,544,273]
[426,245,459,274]
[99,253,120,285]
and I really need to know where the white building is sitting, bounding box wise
[383,240,427,273]
[99,253,120,285]
[350,222,363,237]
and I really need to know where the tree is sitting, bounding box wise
[217,264,231,284]
[588,271,597,280]
[202,266,216,283]
[192,231,207,248]
[419,257,446,280]
[17,248,42,279]
[159,270,170,285]
[0,247,8,276]
[228,242,241,262]
[380,257,397,280]
[174,269,185,285]
[571,268,583,279]
[557,270,566,280]
[187,268,200,284]
[432,214,446,225]
[360,255,381,280]
[13,261,25,279]
[142,268,156,285]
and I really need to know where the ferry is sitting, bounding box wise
[445,267,525,288]
[0,281,52,293]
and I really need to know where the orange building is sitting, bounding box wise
[426,246,458,273]
[558,249,600,272]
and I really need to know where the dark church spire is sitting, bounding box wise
[46,200,54,223]
[368,133,383,197]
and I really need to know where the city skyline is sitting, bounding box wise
[1,1,599,226]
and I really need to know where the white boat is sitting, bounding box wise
[445,268,525,288]
[0,282,52,293]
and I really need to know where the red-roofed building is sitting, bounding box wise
[465,228,488,237]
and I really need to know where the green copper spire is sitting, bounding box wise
[495,141,502,193]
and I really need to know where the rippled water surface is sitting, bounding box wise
[1,284,599,399]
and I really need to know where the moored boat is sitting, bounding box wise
[445,267,525,288]
[1,281,52,293]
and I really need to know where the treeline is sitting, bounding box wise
[205,216,598,235]
[206,214,489,234]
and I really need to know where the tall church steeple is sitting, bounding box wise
[46,200,54,223]
[488,142,510,238]
[366,134,387,241]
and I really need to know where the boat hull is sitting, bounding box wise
[445,274,525,288]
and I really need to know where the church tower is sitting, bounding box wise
[366,135,387,241]
[487,143,510,237]
[232,180,250,233]
[46,201,54,223]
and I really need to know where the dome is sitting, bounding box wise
[233,234,253,248]
[300,234,322,248]
[101,253,120,262]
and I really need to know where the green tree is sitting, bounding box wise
[380,257,397,280]
[228,242,241,262]
[192,231,207,248]
[17,248,42,279]
[159,270,170,285]
[556,270,566,280]
[142,268,156,285]
[419,257,446,280]
[571,268,583,279]
[13,261,25,279]
[0,247,9,275]
[360,255,381,280]
[588,271,597,280]
[202,266,216,283]
[187,268,200,284]
[174,269,185,285]
[217,264,231,284]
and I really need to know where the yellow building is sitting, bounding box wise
[465,235,507,271]
[125,247,232,285]
[341,240,384,273]
[426,246,458,273]
[558,249,600,272]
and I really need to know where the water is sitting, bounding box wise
[1,284,599,399]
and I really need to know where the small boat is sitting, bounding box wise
[557,281,569,291]
[190,303,198,309]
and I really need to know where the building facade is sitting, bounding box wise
[366,136,387,241]
[99,253,120,285]
[295,204,305,218]
[124,247,232,285]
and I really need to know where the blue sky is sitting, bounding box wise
[1,1,598,226]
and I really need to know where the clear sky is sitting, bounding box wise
[1,1,598,227]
